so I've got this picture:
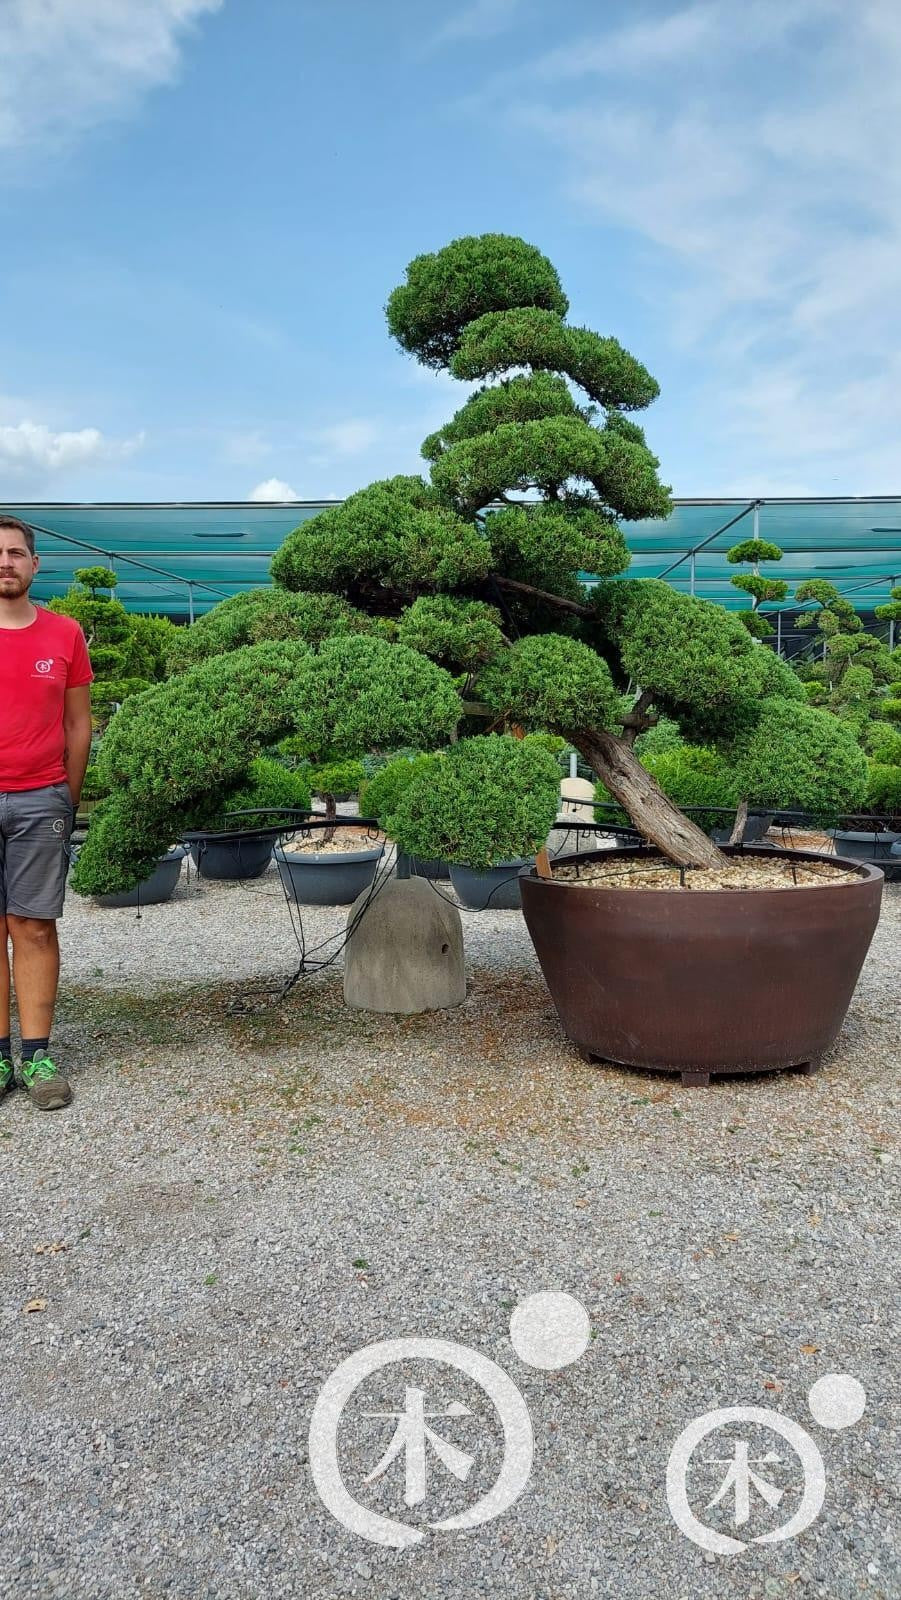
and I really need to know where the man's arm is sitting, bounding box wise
[62,685,93,807]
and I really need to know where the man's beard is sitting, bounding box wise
[0,573,33,598]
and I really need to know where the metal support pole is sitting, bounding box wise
[187,583,195,625]
[776,610,782,657]
[891,576,897,653]
[752,503,760,573]
[690,551,696,596]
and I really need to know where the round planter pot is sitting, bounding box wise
[830,829,901,861]
[520,845,883,1081]
[90,846,188,909]
[188,831,278,880]
[275,842,384,905]
[449,859,533,911]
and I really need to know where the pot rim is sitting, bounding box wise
[524,843,884,899]
[275,842,384,864]
[449,857,533,874]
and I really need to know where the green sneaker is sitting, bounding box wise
[0,1057,14,1100]
[19,1053,72,1111]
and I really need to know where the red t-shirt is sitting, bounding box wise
[0,606,94,791]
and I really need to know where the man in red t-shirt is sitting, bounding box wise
[0,515,93,1109]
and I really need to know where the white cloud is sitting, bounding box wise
[0,418,143,476]
[310,419,379,458]
[482,0,901,490]
[0,0,221,155]
[222,429,272,466]
[248,477,301,502]
[433,0,521,46]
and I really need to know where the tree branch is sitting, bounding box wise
[619,687,657,747]
[489,573,595,618]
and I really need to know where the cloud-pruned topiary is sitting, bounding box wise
[167,588,370,672]
[396,596,505,671]
[384,735,560,869]
[270,476,491,598]
[81,232,872,889]
[72,637,458,893]
[600,579,802,737]
[386,233,568,368]
[478,634,618,735]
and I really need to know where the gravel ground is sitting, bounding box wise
[0,855,898,1600]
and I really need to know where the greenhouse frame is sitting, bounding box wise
[7,494,900,658]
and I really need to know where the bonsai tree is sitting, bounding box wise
[71,564,119,600]
[727,537,787,639]
[49,566,174,729]
[304,757,366,842]
[73,233,868,893]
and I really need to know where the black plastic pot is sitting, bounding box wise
[830,829,901,861]
[711,810,774,845]
[395,850,451,881]
[187,831,278,880]
[448,859,533,911]
[275,841,384,905]
[91,846,188,908]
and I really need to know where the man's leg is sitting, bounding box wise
[0,916,13,1097]
[4,785,73,1108]
[0,915,9,1039]
[6,914,60,1040]
[7,915,70,1108]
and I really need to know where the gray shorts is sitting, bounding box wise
[0,782,75,921]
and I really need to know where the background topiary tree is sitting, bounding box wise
[358,753,443,830]
[48,567,174,730]
[73,233,869,892]
[384,735,561,871]
[726,536,788,639]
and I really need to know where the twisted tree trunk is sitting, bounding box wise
[322,792,337,846]
[574,729,725,869]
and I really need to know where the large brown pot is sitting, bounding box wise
[520,846,883,1083]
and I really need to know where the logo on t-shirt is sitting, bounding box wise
[35,658,54,673]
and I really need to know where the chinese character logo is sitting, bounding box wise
[308,1291,590,1548]
[666,1375,867,1555]
[34,658,54,673]
[361,1387,475,1507]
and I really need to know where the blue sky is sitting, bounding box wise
[0,0,898,502]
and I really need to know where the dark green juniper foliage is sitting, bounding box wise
[74,234,869,890]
